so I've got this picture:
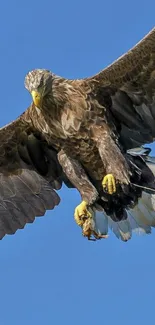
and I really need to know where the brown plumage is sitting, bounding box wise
[1,27,155,241]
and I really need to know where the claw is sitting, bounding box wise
[74,201,92,227]
[74,202,109,241]
[82,218,109,241]
[102,174,116,194]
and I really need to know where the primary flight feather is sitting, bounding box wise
[1,27,155,241]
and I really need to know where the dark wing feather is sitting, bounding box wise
[86,27,155,149]
[0,110,66,239]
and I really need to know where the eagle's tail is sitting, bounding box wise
[93,191,155,241]
[92,148,155,241]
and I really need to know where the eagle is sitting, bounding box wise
[1,27,155,242]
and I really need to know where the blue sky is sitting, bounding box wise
[0,0,155,324]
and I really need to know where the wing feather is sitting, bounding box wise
[86,28,155,86]
[86,27,155,149]
[0,108,63,239]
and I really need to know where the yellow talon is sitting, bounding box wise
[74,203,109,241]
[74,200,92,227]
[102,174,116,194]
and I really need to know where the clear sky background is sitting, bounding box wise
[0,1,155,324]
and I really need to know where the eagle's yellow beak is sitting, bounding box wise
[31,90,42,108]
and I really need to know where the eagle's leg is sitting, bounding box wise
[58,149,98,227]
[91,124,130,194]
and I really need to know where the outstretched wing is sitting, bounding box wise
[0,107,68,239]
[86,27,155,149]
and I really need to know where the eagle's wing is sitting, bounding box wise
[86,27,155,149]
[0,108,68,239]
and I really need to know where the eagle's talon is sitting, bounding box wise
[102,174,116,194]
[82,218,109,240]
[74,200,92,227]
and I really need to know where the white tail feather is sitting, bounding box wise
[93,191,155,241]
[127,211,151,235]
[107,216,132,241]
[93,212,108,235]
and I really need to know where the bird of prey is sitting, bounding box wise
[1,27,155,242]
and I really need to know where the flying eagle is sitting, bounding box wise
[1,28,155,241]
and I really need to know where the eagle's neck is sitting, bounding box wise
[40,77,87,122]
[51,77,87,110]
[25,77,89,139]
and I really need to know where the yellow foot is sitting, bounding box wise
[102,174,116,194]
[74,202,109,241]
[74,201,92,227]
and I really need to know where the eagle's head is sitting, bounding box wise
[24,69,54,108]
